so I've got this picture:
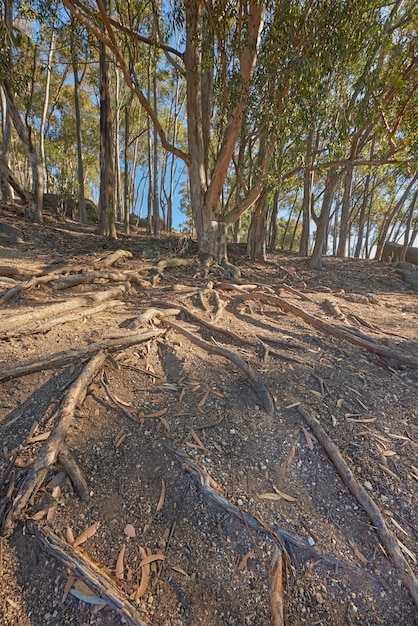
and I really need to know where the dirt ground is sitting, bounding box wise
[0,205,417,626]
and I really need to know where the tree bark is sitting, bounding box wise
[309,169,339,269]
[71,35,86,223]
[98,0,116,239]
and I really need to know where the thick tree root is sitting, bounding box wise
[297,405,418,610]
[164,319,275,415]
[1,351,107,537]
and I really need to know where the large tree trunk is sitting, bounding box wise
[97,0,116,239]
[309,169,339,270]
[185,0,266,262]
[0,1,13,202]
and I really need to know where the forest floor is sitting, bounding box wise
[0,204,417,626]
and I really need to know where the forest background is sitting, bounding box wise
[0,0,417,270]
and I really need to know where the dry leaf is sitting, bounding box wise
[66,526,75,545]
[115,433,126,449]
[160,416,170,432]
[347,417,377,423]
[238,551,256,571]
[171,565,189,577]
[124,524,136,538]
[272,485,297,502]
[139,554,165,568]
[73,521,100,547]
[302,427,314,450]
[348,540,368,564]
[141,408,168,419]
[30,508,48,520]
[285,402,300,409]
[156,479,165,513]
[62,572,77,602]
[258,492,282,500]
[26,431,51,444]
[197,390,210,407]
[74,579,95,596]
[398,540,417,563]
[115,545,125,579]
[382,450,397,457]
[336,398,344,408]
[191,429,208,451]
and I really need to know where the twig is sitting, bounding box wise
[164,319,274,416]
[297,405,418,610]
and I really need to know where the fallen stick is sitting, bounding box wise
[28,522,146,626]
[1,351,107,536]
[0,329,163,383]
[297,405,418,610]
[164,319,274,416]
[237,291,418,369]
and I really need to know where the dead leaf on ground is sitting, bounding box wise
[124,523,136,538]
[115,545,126,579]
[156,478,166,513]
[238,551,256,571]
[73,521,100,547]
[302,427,314,450]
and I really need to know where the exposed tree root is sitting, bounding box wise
[152,299,256,346]
[0,283,130,337]
[236,290,418,368]
[28,522,146,626]
[58,444,89,502]
[1,351,107,537]
[164,319,275,415]
[0,329,164,382]
[297,405,418,610]
[270,546,284,626]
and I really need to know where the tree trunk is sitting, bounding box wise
[123,94,132,234]
[247,191,268,260]
[2,78,44,222]
[399,188,418,261]
[299,131,314,256]
[40,24,56,193]
[152,59,160,236]
[71,25,86,224]
[0,1,13,202]
[114,68,123,223]
[309,169,339,270]
[97,0,116,239]
[374,174,418,260]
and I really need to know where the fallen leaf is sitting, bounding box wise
[70,589,107,605]
[336,398,344,408]
[26,431,51,444]
[191,429,208,451]
[302,427,314,450]
[62,572,77,602]
[156,479,165,513]
[258,492,282,500]
[238,551,256,571]
[139,554,165,568]
[115,545,125,579]
[348,540,368,564]
[115,433,126,448]
[66,526,75,545]
[73,521,100,547]
[124,524,136,538]
[160,416,170,432]
[31,508,48,520]
[272,485,297,501]
[197,390,210,407]
[75,579,95,596]
[398,540,416,563]
[141,408,168,419]
[382,450,397,457]
[171,565,189,577]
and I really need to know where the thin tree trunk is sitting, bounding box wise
[71,25,86,223]
[152,58,159,236]
[299,131,314,256]
[247,190,268,260]
[309,168,339,269]
[399,187,418,261]
[114,68,122,222]
[40,25,56,193]
[98,0,116,239]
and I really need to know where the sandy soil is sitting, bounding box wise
[0,206,417,626]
